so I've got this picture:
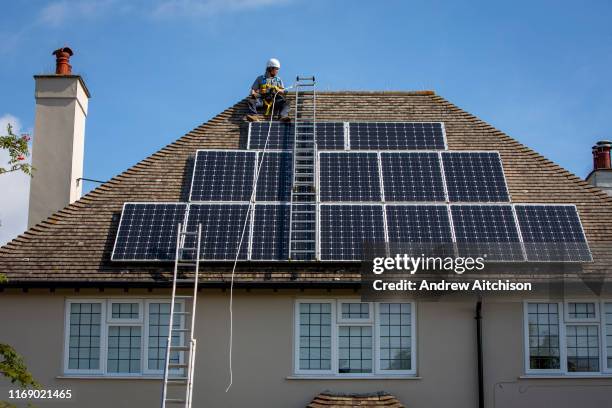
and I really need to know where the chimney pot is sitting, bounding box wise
[592,140,612,171]
[52,47,74,75]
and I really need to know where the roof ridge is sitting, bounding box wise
[0,98,245,253]
[429,94,612,206]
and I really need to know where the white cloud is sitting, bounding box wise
[38,0,120,27]
[0,114,31,246]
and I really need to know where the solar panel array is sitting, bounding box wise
[318,151,509,203]
[248,122,445,150]
[112,120,592,263]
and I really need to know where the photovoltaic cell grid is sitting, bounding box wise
[450,205,524,261]
[251,204,290,260]
[190,151,256,201]
[380,152,445,201]
[386,205,453,257]
[248,122,345,150]
[349,122,445,150]
[112,203,187,261]
[319,205,386,261]
[255,152,292,201]
[514,205,592,262]
[442,152,510,202]
[186,203,250,260]
[319,153,381,202]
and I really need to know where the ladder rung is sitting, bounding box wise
[174,279,196,283]
[172,328,191,332]
[168,363,188,368]
[174,295,193,299]
[180,231,199,236]
[291,250,316,253]
[291,240,316,243]
[170,346,191,351]
[173,311,191,315]
[165,398,186,404]
[167,380,188,385]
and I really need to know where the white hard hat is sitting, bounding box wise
[266,58,281,69]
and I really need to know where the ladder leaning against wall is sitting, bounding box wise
[160,222,202,408]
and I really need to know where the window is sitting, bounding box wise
[295,300,416,376]
[64,299,184,376]
[525,301,612,375]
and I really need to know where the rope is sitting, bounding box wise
[225,91,282,392]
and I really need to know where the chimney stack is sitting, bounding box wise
[28,46,90,227]
[587,140,612,196]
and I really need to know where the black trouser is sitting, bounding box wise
[247,94,290,117]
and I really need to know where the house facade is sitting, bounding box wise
[2,85,612,407]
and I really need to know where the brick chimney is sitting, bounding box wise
[586,140,612,196]
[28,47,90,227]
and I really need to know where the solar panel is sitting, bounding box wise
[386,204,453,244]
[319,205,386,261]
[248,122,345,150]
[514,205,592,262]
[349,122,445,150]
[319,152,381,201]
[112,203,187,261]
[251,204,290,260]
[442,152,509,202]
[249,122,294,149]
[450,205,524,261]
[255,151,292,201]
[315,122,345,150]
[186,203,250,260]
[380,152,445,201]
[190,150,255,201]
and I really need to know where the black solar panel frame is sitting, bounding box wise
[441,151,511,202]
[348,122,447,150]
[189,150,257,202]
[514,204,592,262]
[111,202,188,261]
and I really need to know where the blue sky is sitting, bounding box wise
[1,0,611,244]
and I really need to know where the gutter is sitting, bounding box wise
[475,299,484,408]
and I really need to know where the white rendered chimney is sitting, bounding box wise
[28,47,90,227]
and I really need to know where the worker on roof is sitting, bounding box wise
[245,58,291,123]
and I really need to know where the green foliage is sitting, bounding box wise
[0,344,39,388]
[0,124,33,176]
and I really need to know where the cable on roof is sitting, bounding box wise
[225,90,283,393]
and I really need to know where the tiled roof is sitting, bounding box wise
[1,91,611,285]
[307,391,404,407]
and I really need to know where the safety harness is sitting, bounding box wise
[257,76,283,116]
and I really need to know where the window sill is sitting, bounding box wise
[520,375,612,379]
[286,375,421,380]
[57,375,162,380]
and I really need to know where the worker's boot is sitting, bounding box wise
[245,114,260,122]
[280,116,291,123]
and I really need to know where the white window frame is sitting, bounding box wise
[107,299,144,324]
[143,299,185,375]
[524,300,612,376]
[64,298,184,377]
[564,300,599,323]
[294,299,416,377]
[63,299,106,376]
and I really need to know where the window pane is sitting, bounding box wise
[527,303,560,370]
[147,303,182,371]
[298,303,331,370]
[338,326,372,373]
[379,303,411,371]
[112,303,140,319]
[606,303,612,370]
[68,303,102,370]
[341,303,369,319]
[567,324,599,372]
[568,302,596,319]
[107,326,141,373]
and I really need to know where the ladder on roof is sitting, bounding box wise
[161,223,202,408]
[289,76,317,261]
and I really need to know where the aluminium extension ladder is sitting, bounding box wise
[288,76,317,261]
[161,223,202,408]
